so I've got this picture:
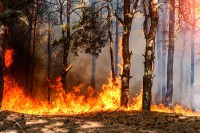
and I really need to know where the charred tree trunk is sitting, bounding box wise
[119,0,139,108]
[61,0,71,91]
[165,0,175,106]
[0,23,5,109]
[27,15,32,87]
[120,0,131,108]
[115,0,119,76]
[190,0,195,109]
[91,55,96,88]
[142,0,158,110]
[26,13,33,92]
[107,2,116,82]
[30,2,39,96]
[47,15,51,103]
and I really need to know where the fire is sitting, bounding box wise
[1,49,199,116]
[4,49,14,68]
[2,74,197,115]
[2,76,121,115]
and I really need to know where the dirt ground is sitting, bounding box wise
[0,110,200,133]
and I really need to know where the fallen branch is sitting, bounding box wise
[65,64,72,73]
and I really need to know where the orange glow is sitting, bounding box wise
[2,76,197,115]
[4,49,14,68]
[1,49,199,116]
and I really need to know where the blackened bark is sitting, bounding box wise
[115,0,119,76]
[120,0,139,108]
[166,0,175,106]
[142,0,158,110]
[30,1,39,96]
[47,15,51,103]
[0,25,4,109]
[61,0,70,91]
[107,2,116,82]
[26,13,33,92]
[91,55,96,88]
[120,0,131,108]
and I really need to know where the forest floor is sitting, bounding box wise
[0,110,200,133]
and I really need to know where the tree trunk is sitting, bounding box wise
[190,0,195,110]
[0,23,5,109]
[142,0,158,110]
[155,1,163,104]
[161,0,168,104]
[61,0,70,91]
[120,0,132,108]
[30,1,39,96]
[26,13,33,93]
[91,55,96,88]
[47,15,51,103]
[179,24,187,104]
[166,0,175,106]
[115,0,119,76]
[107,2,116,82]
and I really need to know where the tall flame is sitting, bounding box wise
[4,49,14,68]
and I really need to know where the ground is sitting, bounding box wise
[0,110,200,133]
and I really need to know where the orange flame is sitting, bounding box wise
[4,49,14,68]
[1,49,199,116]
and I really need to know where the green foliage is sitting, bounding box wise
[71,5,108,56]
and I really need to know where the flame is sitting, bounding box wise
[1,49,199,116]
[2,75,198,115]
[4,49,14,68]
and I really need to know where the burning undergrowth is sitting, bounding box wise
[1,49,199,116]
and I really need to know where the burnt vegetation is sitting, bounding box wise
[0,0,200,132]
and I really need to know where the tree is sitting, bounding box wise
[155,0,163,104]
[114,0,139,108]
[61,0,71,91]
[0,22,5,109]
[161,0,168,104]
[47,14,51,103]
[0,2,21,108]
[114,0,120,76]
[190,0,196,110]
[30,1,39,96]
[142,0,159,110]
[165,0,175,106]
[107,0,116,82]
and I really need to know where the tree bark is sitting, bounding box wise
[190,0,195,109]
[179,23,187,104]
[161,0,168,104]
[30,1,39,96]
[107,2,116,82]
[61,0,71,91]
[120,0,132,108]
[47,15,51,103]
[26,12,33,93]
[120,0,139,108]
[165,0,175,106]
[142,0,158,110]
[91,55,96,88]
[155,1,163,104]
[0,23,5,109]
[115,0,119,76]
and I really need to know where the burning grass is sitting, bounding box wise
[1,49,199,116]
[1,75,198,116]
